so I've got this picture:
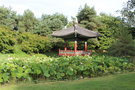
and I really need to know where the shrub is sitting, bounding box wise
[20,33,52,54]
[0,27,16,53]
[50,37,65,50]
[0,55,134,84]
[0,26,53,54]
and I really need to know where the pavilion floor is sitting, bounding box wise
[59,49,92,56]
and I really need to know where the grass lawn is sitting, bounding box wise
[1,72,135,90]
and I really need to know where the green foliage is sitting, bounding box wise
[20,33,52,54]
[0,6,17,29]
[0,26,52,54]
[77,4,101,50]
[109,26,135,56]
[0,55,134,84]
[42,13,68,26]
[121,0,135,39]
[34,13,68,36]
[0,5,134,55]
[66,21,74,28]
[18,9,38,32]
[50,37,65,50]
[97,14,123,50]
[1,72,135,90]
[77,4,101,31]
[0,27,16,53]
[0,6,68,36]
[121,0,135,27]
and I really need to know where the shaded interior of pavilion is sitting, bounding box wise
[51,24,101,56]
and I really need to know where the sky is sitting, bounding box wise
[0,0,128,20]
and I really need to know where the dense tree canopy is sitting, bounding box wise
[107,0,135,56]
[18,9,38,32]
[77,4,101,31]
[121,0,135,38]
[98,13,123,50]
[109,26,135,56]
[0,6,68,36]
[121,0,135,26]
[34,13,68,36]
[0,6,17,29]
[0,4,134,56]
[77,4,101,49]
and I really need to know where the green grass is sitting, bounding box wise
[1,72,135,90]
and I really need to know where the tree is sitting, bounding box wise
[97,14,123,50]
[0,6,17,29]
[77,4,100,31]
[109,26,135,56]
[18,9,38,32]
[121,0,135,38]
[77,4,101,50]
[66,17,77,28]
[33,20,50,36]
[35,13,68,36]
[121,0,135,26]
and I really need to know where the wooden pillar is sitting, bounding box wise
[58,49,60,56]
[64,43,67,51]
[64,42,67,56]
[84,42,87,51]
[74,41,77,55]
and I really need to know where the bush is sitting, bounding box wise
[0,26,53,54]
[0,27,16,53]
[0,55,134,84]
[20,33,52,54]
[50,37,65,50]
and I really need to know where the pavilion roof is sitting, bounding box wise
[51,25,101,40]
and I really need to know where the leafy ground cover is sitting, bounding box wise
[0,53,134,84]
[1,72,135,90]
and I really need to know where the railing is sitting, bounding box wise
[59,49,92,56]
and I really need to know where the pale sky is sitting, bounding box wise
[0,0,128,20]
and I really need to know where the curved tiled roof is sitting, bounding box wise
[51,25,101,40]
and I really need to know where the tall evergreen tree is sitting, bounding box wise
[109,26,135,56]
[77,4,100,31]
